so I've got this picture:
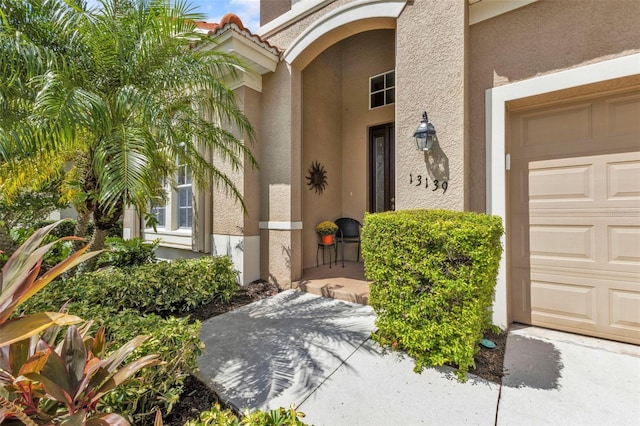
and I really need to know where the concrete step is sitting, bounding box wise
[295,262,370,305]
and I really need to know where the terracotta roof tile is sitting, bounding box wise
[194,14,282,56]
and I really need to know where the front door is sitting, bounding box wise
[369,124,395,212]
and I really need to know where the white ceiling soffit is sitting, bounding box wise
[214,29,280,75]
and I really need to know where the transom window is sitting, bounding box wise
[369,70,395,109]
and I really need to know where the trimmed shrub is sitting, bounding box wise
[17,298,203,424]
[362,209,504,380]
[97,309,203,424]
[19,255,238,423]
[96,237,158,268]
[185,404,307,426]
[33,256,239,315]
[34,218,77,237]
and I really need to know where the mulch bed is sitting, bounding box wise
[469,329,507,384]
[164,281,506,424]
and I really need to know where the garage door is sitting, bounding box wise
[510,87,640,344]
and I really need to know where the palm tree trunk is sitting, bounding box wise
[82,198,124,271]
[89,226,110,252]
[73,208,92,252]
[82,227,109,271]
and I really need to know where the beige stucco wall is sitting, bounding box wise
[341,30,395,218]
[243,87,262,236]
[212,86,261,237]
[264,0,351,50]
[301,29,395,268]
[302,43,343,268]
[468,0,640,212]
[395,0,468,212]
[260,0,291,26]
[259,62,303,285]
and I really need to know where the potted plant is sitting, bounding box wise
[316,220,338,244]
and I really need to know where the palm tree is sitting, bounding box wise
[0,0,256,255]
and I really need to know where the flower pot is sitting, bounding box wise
[321,234,334,244]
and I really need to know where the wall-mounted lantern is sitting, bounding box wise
[413,111,437,151]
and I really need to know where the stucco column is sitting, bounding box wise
[259,63,303,288]
[212,86,262,285]
[395,0,468,211]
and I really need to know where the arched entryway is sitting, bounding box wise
[295,26,398,300]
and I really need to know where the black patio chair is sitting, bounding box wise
[335,217,362,267]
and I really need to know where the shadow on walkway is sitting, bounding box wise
[502,334,563,390]
[196,290,376,411]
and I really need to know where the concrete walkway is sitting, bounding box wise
[196,290,640,425]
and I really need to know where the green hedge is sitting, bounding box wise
[17,299,202,424]
[184,404,307,426]
[362,209,504,380]
[19,256,239,423]
[30,256,239,315]
[95,237,158,268]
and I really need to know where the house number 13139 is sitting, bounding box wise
[409,173,448,194]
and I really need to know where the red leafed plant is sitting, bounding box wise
[0,221,161,425]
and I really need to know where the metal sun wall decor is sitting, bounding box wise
[306,161,328,194]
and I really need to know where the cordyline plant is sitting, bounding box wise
[0,221,161,424]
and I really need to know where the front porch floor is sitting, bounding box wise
[294,261,370,305]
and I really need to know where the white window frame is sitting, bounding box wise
[143,158,194,249]
[176,159,193,229]
[369,69,395,109]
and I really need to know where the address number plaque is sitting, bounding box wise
[409,173,448,194]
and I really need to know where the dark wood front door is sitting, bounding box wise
[369,123,395,212]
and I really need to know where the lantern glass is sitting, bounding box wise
[413,111,436,151]
[415,134,427,150]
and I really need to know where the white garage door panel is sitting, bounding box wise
[531,273,640,342]
[607,160,640,199]
[529,164,594,202]
[529,225,595,262]
[527,152,640,343]
[610,289,640,331]
[510,88,640,344]
[530,278,596,323]
[609,226,640,265]
[606,95,640,136]
[521,104,593,148]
